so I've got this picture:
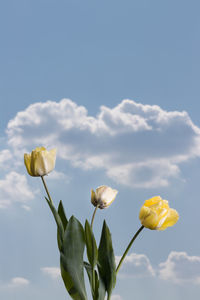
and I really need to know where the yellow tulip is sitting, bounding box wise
[139,196,179,230]
[91,185,118,209]
[24,147,56,177]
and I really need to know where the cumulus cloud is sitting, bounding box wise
[0,149,12,169]
[0,172,35,209]
[41,267,61,279]
[115,251,200,285]
[115,253,155,278]
[159,251,200,285]
[41,252,200,286]
[5,99,200,188]
[0,277,30,289]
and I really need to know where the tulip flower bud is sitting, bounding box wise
[91,185,118,209]
[24,147,56,177]
[139,196,179,230]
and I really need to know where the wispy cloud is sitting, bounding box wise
[5,99,200,188]
[41,267,61,279]
[111,295,123,300]
[47,170,71,182]
[0,277,30,289]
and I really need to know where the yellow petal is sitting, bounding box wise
[24,153,33,176]
[35,146,46,152]
[91,189,97,206]
[144,196,162,207]
[139,206,159,229]
[34,150,48,176]
[45,148,57,173]
[30,149,44,176]
[158,208,179,230]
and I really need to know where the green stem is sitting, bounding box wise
[91,205,99,229]
[90,205,99,299]
[92,269,95,299]
[116,225,144,274]
[41,176,53,205]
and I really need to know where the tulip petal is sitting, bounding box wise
[24,153,32,176]
[158,208,179,230]
[31,149,47,176]
[139,206,159,229]
[91,189,97,206]
[144,196,162,207]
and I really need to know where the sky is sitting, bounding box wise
[0,0,200,299]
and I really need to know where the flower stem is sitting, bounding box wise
[41,176,53,205]
[91,205,99,229]
[116,225,144,274]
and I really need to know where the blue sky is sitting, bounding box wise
[0,1,200,299]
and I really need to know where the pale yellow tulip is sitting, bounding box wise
[91,185,118,209]
[24,147,56,176]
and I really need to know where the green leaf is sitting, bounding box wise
[98,220,116,298]
[58,200,68,230]
[61,216,87,300]
[94,271,99,300]
[85,220,98,269]
[45,197,64,251]
[84,262,94,298]
[61,263,79,298]
[57,200,68,248]
[97,272,106,300]
[84,262,106,300]
[84,262,92,285]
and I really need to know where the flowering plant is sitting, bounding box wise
[24,147,179,300]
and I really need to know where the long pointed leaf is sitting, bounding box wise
[45,197,64,251]
[85,220,98,269]
[97,272,106,300]
[61,216,87,300]
[57,200,68,249]
[98,220,116,298]
[84,262,106,300]
[58,200,68,230]
[84,262,94,298]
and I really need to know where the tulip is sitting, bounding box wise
[91,185,118,209]
[139,196,179,230]
[24,147,56,177]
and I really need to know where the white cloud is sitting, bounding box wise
[47,170,71,182]
[0,172,35,208]
[21,204,31,211]
[159,251,200,285]
[116,251,200,286]
[0,277,30,289]
[41,267,60,279]
[41,252,200,287]
[5,99,200,188]
[115,253,155,278]
[0,149,12,169]
[111,295,123,300]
